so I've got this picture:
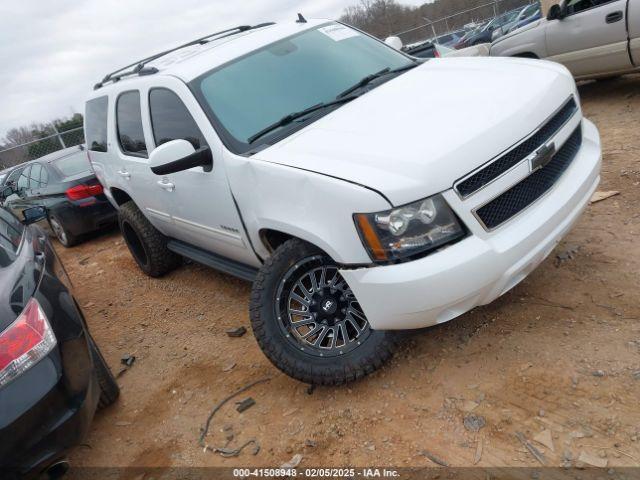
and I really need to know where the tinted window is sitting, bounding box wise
[29,164,42,189]
[566,0,615,14]
[116,91,147,157]
[85,96,109,152]
[0,209,23,264]
[149,89,207,150]
[17,167,30,191]
[53,153,91,177]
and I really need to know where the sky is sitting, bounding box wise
[0,0,426,141]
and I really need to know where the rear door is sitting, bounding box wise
[113,90,173,232]
[545,0,632,76]
[144,78,258,266]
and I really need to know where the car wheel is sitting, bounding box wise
[87,336,120,410]
[250,239,398,385]
[49,216,78,248]
[118,201,181,277]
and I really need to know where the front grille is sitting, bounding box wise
[456,97,578,197]
[475,126,582,230]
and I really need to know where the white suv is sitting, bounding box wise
[85,18,602,385]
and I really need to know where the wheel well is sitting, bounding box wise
[259,229,295,253]
[110,187,133,206]
[512,52,539,59]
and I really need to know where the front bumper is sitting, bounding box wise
[341,119,601,330]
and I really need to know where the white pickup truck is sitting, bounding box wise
[86,19,601,385]
[491,0,640,79]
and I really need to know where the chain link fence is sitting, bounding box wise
[0,127,85,171]
[396,0,538,46]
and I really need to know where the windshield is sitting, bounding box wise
[192,23,413,153]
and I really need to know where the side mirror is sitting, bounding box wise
[149,139,213,176]
[23,206,47,225]
[0,185,14,200]
[547,4,563,20]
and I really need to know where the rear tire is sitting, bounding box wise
[88,336,120,410]
[250,239,399,385]
[49,216,78,248]
[118,201,181,277]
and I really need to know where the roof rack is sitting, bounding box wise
[94,22,275,90]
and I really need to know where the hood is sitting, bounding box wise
[255,57,577,206]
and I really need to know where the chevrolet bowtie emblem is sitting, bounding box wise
[530,143,556,172]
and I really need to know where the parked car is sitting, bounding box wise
[433,29,467,48]
[404,41,454,58]
[456,9,522,48]
[0,205,119,478]
[507,4,542,33]
[491,0,640,79]
[86,19,601,385]
[492,3,542,40]
[0,146,117,247]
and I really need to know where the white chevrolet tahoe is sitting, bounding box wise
[491,0,640,80]
[85,19,602,385]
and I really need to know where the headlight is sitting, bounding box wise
[354,194,465,262]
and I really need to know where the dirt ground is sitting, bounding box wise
[62,74,639,473]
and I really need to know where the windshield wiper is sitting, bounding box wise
[336,62,419,99]
[247,94,360,144]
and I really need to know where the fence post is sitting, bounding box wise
[51,123,66,149]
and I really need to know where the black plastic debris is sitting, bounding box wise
[235,397,256,413]
[226,326,247,338]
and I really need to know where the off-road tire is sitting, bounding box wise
[49,216,79,248]
[88,336,120,410]
[118,201,181,277]
[250,239,399,385]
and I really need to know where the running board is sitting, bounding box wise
[167,240,258,282]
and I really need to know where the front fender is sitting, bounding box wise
[225,154,391,264]
[490,22,548,58]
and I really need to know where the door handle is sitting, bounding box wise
[117,169,131,179]
[157,180,175,192]
[606,11,623,23]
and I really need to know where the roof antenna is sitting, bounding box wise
[296,13,307,23]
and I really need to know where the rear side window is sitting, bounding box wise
[53,154,91,177]
[40,166,49,186]
[85,96,109,152]
[149,89,207,150]
[29,164,42,189]
[116,91,147,157]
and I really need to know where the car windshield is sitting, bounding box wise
[192,23,413,153]
[0,208,23,266]
[53,152,91,177]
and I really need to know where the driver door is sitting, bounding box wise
[144,78,258,267]
[546,0,632,76]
